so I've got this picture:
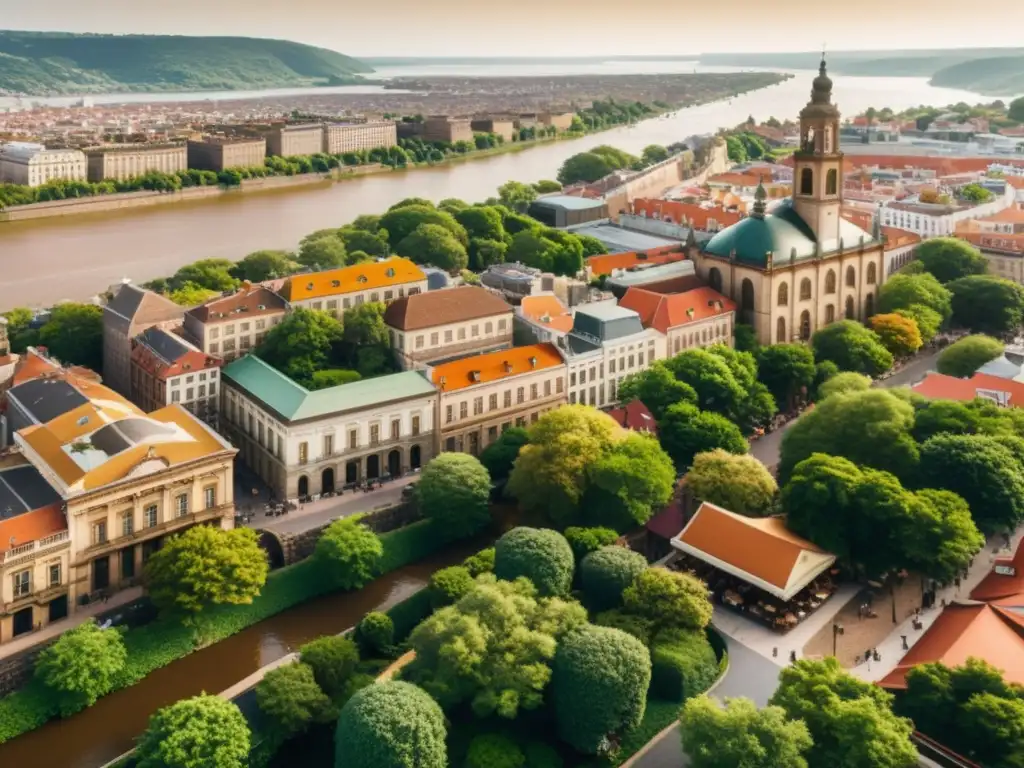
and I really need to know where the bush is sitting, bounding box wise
[314,517,383,589]
[299,635,359,701]
[355,612,395,656]
[334,681,447,768]
[136,694,250,768]
[428,565,476,609]
[818,372,872,400]
[563,526,619,561]
[937,334,1004,378]
[254,661,334,739]
[580,546,649,611]
[493,527,575,596]
[465,733,525,768]
[623,567,713,632]
[523,741,564,768]
[34,620,127,716]
[649,628,720,701]
[463,547,495,576]
[385,589,435,644]
[416,453,493,541]
[593,609,656,646]
[378,519,445,573]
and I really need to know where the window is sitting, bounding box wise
[209,343,219,355]
[777,317,787,343]
[176,494,189,517]
[471,325,480,337]
[122,511,134,537]
[444,330,453,343]
[530,384,538,399]
[370,424,380,445]
[412,416,421,436]
[349,429,358,449]
[826,168,838,195]
[867,262,877,285]
[299,442,308,464]
[825,270,836,294]
[12,570,30,597]
[225,324,235,335]
[799,310,811,341]
[799,167,813,195]
[209,383,217,397]
[185,388,194,401]
[391,419,400,439]
[517,387,525,404]
[144,504,157,528]
[570,372,577,386]
[256,319,267,330]
[324,434,334,456]
[544,380,551,396]
[846,265,856,287]
[485,322,493,334]
[430,332,439,346]
[415,335,424,349]
[556,377,564,393]
[171,390,180,403]
[609,359,616,374]
[204,486,216,510]
[210,327,220,340]
[489,393,498,410]
[498,319,507,332]
[826,304,836,323]
[49,564,61,588]
[240,322,250,332]
[579,369,586,384]
[460,401,468,419]
[94,520,108,544]
[446,405,454,424]
[504,390,512,408]
[799,278,812,301]
[474,397,483,415]
[458,328,466,340]
[324,302,336,313]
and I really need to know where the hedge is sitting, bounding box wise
[0,518,445,745]
[648,628,719,702]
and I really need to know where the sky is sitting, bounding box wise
[4,0,1024,57]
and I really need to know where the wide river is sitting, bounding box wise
[0,64,1002,310]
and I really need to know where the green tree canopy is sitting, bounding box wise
[334,682,447,768]
[623,567,714,632]
[916,237,988,283]
[811,320,893,376]
[171,258,239,291]
[427,565,476,609]
[354,612,394,657]
[563,526,620,561]
[38,302,103,371]
[641,144,671,165]
[878,272,952,320]
[299,635,360,702]
[479,426,529,482]
[948,275,1024,334]
[167,282,219,307]
[469,237,508,270]
[496,180,538,212]
[255,661,334,739]
[507,228,584,276]
[416,453,492,541]
[817,371,872,399]
[557,151,614,185]
[894,304,942,343]
[35,620,127,716]
[296,235,347,271]
[687,449,777,516]
[663,346,776,430]
[911,398,984,443]
[870,313,923,357]
[348,213,382,232]
[136,695,250,768]
[337,226,388,257]
[313,517,384,589]
[936,334,1004,377]
[454,205,505,244]
[338,301,390,366]
[398,222,469,272]
[533,179,562,193]
[493,527,576,597]
[659,403,748,472]
[582,433,676,531]
[679,696,813,768]
[551,625,652,754]
[769,658,917,768]
[144,526,268,621]
[230,250,296,282]
[576,233,608,257]
[255,307,344,385]
[388,197,435,211]
[756,343,816,410]
[379,204,468,247]
[579,545,649,611]
[617,362,698,419]
[465,734,525,768]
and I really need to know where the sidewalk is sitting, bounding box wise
[851,526,1023,683]
[0,586,143,662]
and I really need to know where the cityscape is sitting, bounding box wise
[1,9,1024,768]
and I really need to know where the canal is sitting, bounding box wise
[0,70,991,310]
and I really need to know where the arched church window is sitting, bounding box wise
[799,310,811,341]
[845,296,855,319]
[825,304,835,323]
[777,282,788,306]
[800,168,813,196]
[825,270,836,294]
[799,278,812,301]
[867,262,877,285]
[846,265,856,287]
[865,293,875,317]
[826,169,838,195]
[776,317,787,343]
[825,126,834,153]
[803,127,816,152]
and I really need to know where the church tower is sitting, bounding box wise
[792,56,843,247]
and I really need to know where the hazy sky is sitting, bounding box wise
[5,1,1024,57]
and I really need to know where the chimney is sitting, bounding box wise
[503,361,513,373]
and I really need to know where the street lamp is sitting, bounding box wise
[832,622,844,657]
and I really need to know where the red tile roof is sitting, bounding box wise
[956,231,1024,254]
[131,329,221,382]
[383,286,511,331]
[631,198,744,230]
[0,503,66,553]
[912,372,1024,406]
[606,399,657,435]
[186,283,287,324]
[881,227,922,249]
[586,249,685,277]
[519,294,573,333]
[971,542,1024,602]
[618,286,736,334]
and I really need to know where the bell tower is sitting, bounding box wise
[792,55,843,247]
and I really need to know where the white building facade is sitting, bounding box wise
[0,143,87,187]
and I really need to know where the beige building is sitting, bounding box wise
[422,116,474,144]
[281,257,428,318]
[187,137,267,171]
[470,118,516,141]
[693,60,885,345]
[130,327,223,426]
[383,286,513,370]
[323,122,397,154]
[0,142,87,187]
[619,286,737,357]
[265,124,324,157]
[85,143,188,182]
[538,112,575,132]
[103,283,184,396]
[221,355,437,498]
[428,344,567,456]
[183,284,288,361]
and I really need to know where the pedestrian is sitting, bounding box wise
[772,646,778,658]
[873,649,881,662]
[901,635,908,650]
[789,650,797,663]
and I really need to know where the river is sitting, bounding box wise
[0,67,998,311]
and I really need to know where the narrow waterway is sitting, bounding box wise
[0,539,482,768]
[0,69,994,311]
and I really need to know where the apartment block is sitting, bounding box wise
[183,284,288,362]
[470,118,516,142]
[0,142,87,187]
[85,143,188,182]
[265,124,324,157]
[421,116,474,144]
[281,257,428,318]
[130,327,222,425]
[103,283,184,396]
[187,137,267,171]
[323,121,397,154]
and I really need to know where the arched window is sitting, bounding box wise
[776,317,787,343]
[825,304,835,324]
[867,262,877,285]
[846,265,856,287]
[777,282,789,306]
[825,270,836,294]
[826,169,838,195]
[865,293,875,318]
[741,279,755,326]
[799,310,811,341]
[800,168,813,196]
[825,126,834,153]
[708,267,723,293]
[845,296,855,320]
[799,278,812,301]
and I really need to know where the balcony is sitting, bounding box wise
[1,531,70,567]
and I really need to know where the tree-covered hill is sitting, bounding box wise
[0,30,373,95]
[930,56,1024,96]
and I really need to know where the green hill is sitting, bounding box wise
[0,30,373,95]
[930,56,1024,95]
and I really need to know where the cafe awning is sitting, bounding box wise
[671,502,836,601]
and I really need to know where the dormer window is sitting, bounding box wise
[470,370,481,382]
[306,282,314,290]
[257,304,266,310]
[503,361,513,373]
[386,268,395,277]
[438,375,447,389]
[528,356,538,368]
[357,275,368,283]
[331,280,340,288]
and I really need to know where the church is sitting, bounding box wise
[690,58,886,346]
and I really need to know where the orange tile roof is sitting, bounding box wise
[0,503,66,553]
[1004,175,1024,190]
[956,230,1024,254]
[606,399,657,435]
[430,343,564,393]
[980,205,1024,224]
[282,257,426,302]
[707,172,766,187]
[619,286,736,334]
[12,348,60,386]
[913,372,1024,406]
[631,198,745,230]
[586,249,685,276]
[519,295,574,333]
[971,542,1024,602]
[878,602,1024,690]
[675,502,832,593]
[881,227,922,249]
[842,208,873,231]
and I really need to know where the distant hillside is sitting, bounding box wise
[930,56,1024,96]
[0,30,373,95]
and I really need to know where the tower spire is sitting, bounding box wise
[752,177,767,219]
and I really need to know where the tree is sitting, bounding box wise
[687,449,777,516]
[469,237,508,270]
[557,152,614,185]
[878,272,952,320]
[817,371,872,399]
[493,527,575,597]
[355,612,394,656]
[907,489,986,582]
[3,307,38,353]
[871,313,923,357]
[255,661,334,739]
[416,453,492,541]
[337,226,388,257]
[948,275,1024,334]
[894,304,942,343]
[144,526,268,621]
[136,695,250,768]
[959,183,993,203]
[406,578,586,717]
[576,233,608,257]
[379,204,468,247]
[299,635,360,701]
[34,620,127,716]
[551,625,651,754]
[507,406,621,522]
[496,180,538,212]
[314,517,384,589]
[617,363,698,419]
[171,258,239,291]
[580,546,649,611]
[919,433,1024,533]
[679,696,812,768]
[756,344,815,410]
[770,658,917,768]
[309,369,361,389]
[38,302,103,371]
[334,682,447,768]
[339,301,390,367]
[962,693,1024,768]
[255,307,343,385]
[479,426,528,481]
[659,403,748,472]
[466,734,525,768]
[912,398,985,443]
[388,197,435,211]
[917,237,988,283]
[583,433,676,531]
[936,334,1004,377]
[454,205,505,244]
[811,320,893,376]
[296,235,347,271]
[564,526,620,561]
[641,144,671,165]
[506,228,584,276]
[167,282,219,307]
[230,250,296,281]
[623,567,713,632]
[533,179,562,193]
[428,565,476,608]
[398,223,469,272]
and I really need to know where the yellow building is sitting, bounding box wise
[281,257,428,318]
